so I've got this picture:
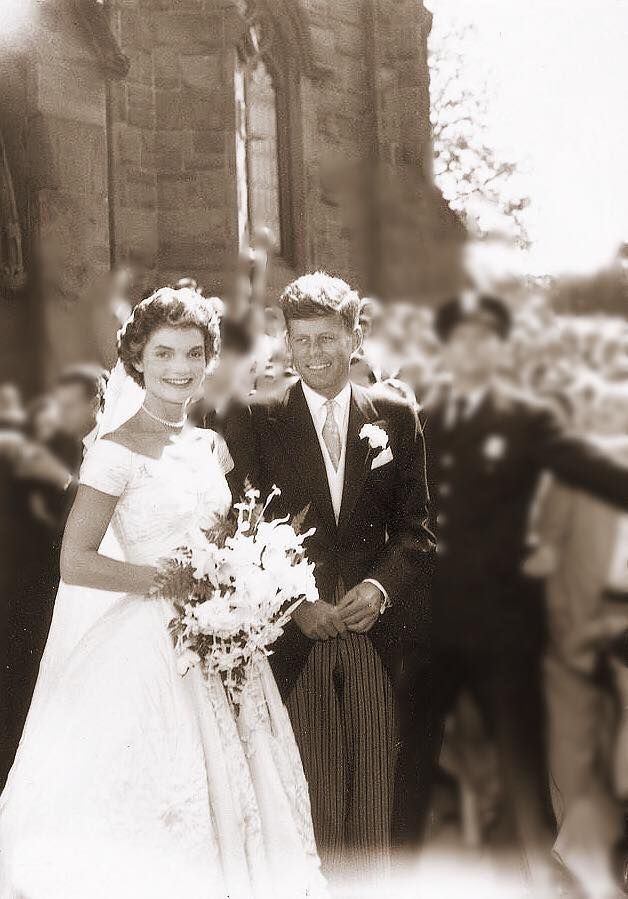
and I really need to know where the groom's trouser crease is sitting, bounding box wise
[285,582,398,875]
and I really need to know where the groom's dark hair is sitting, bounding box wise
[279,272,360,333]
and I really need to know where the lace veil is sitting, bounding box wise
[97,359,145,440]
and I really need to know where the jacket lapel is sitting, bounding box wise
[337,385,379,537]
[274,381,337,538]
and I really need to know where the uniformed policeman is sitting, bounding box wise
[405,293,628,873]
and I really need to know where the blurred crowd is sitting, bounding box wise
[3,243,628,897]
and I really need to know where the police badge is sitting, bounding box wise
[483,434,507,460]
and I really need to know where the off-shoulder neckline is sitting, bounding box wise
[97,430,217,463]
[92,436,162,463]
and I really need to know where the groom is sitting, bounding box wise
[224,273,435,873]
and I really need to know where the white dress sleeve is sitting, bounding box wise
[79,440,133,497]
[209,431,234,476]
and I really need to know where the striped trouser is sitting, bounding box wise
[285,583,398,877]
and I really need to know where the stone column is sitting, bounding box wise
[26,0,112,381]
[150,0,244,294]
[108,0,158,287]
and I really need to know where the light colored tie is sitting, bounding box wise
[322,399,342,470]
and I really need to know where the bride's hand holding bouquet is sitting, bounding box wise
[151,485,319,706]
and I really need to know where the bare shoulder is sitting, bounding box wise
[99,412,168,459]
[99,413,144,453]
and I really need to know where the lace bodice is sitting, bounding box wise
[80,429,232,566]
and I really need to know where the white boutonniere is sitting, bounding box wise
[360,423,393,470]
[360,423,389,450]
[483,434,507,461]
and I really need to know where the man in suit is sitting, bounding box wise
[408,293,628,876]
[15,364,109,514]
[37,363,106,478]
[225,273,435,876]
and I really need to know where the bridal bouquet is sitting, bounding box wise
[153,486,319,705]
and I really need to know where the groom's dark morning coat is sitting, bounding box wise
[221,380,436,697]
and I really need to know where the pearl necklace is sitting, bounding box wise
[141,404,187,429]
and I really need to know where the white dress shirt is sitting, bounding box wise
[301,380,388,609]
[302,380,351,522]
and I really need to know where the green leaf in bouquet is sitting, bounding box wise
[153,559,196,600]
[290,504,311,536]
[201,507,239,547]
[191,579,216,602]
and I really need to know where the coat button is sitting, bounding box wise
[437,512,447,526]
[436,541,447,556]
[442,454,455,468]
[438,483,451,497]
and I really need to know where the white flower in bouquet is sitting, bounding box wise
[278,562,319,606]
[176,649,201,676]
[189,539,222,585]
[206,605,239,637]
[236,565,273,606]
[258,543,293,580]
[193,599,219,633]
[226,589,258,627]
[257,519,315,553]
[196,594,250,636]
[224,532,263,569]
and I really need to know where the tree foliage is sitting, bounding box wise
[429,21,531,248]
[548,247,628,315]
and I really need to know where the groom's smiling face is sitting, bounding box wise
[287,314,361,399]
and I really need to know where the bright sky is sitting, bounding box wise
[426,0,628,276]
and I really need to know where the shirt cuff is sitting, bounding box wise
[363,578,391,615]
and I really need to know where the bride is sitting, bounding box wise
[0,288,326,899]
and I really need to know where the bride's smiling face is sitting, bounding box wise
[135,326,207,406]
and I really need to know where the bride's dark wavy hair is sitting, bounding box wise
[118,287,221,388]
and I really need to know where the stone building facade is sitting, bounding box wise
[0,0,463,394]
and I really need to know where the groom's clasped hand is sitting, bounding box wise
[292,581,382,640]
[335,581,382,633]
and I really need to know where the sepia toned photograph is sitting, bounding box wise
[0,0,627,896]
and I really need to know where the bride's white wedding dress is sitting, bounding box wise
[0,430,326,899]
